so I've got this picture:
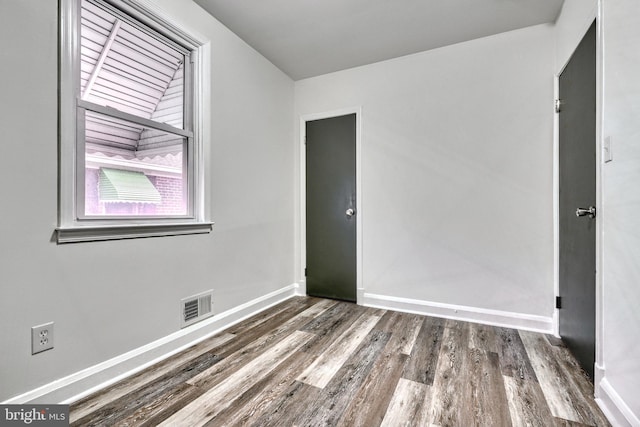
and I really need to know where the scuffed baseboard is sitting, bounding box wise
[3,284,298,405]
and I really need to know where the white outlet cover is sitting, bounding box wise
[31,322,54,355]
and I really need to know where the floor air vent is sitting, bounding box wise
[181,290,214,328]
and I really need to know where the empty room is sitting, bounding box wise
[0,0,638,426]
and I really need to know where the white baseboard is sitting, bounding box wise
[3,284,298,405]
[361,292,554,333]
[596,377,640,427]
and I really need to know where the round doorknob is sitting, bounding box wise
[346,208,355,217]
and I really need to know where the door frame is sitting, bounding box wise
[553,13,604,386]
[299,107,363,303]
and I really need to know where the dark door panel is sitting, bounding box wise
[558,21,597,380]
[306,114,357,302]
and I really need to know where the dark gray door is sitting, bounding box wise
[559,21,597,380]
[306,114,357,302]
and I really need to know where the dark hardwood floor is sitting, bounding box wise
[70,297,610,426]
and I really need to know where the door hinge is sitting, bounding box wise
[555,99,563,113]
[304,267,307,276]
[556,296,562,309]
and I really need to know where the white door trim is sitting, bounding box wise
[298,107,363,303]
[594,3,605,392]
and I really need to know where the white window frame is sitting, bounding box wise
[58,0,212,243]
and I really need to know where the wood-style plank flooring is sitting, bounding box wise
[70,297,610,426]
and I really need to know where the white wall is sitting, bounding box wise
[295,24,556,318]
[0,0,294,402]
[600,0,640,422]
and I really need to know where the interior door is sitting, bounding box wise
[305,114,357,302]
[558,21,597,380]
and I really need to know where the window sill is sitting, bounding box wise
[56,222,213,244]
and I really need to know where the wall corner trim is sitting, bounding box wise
[294,281,307,297]
[3,284,298,405]
[596,377,640,427]
[361,292,554,334]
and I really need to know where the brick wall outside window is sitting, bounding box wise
[151,176,186,215]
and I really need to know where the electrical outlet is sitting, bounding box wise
[31,322,54,355]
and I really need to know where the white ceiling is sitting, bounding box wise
[194,0,564,80]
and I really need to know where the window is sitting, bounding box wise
[58,0,211,242]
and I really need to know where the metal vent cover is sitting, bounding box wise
[181,290,214,328]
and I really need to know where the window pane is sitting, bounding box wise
[84,111,187,216]
[80,0,184,128]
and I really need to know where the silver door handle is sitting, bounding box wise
[576,206,596,218]
[346,208,355,217]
